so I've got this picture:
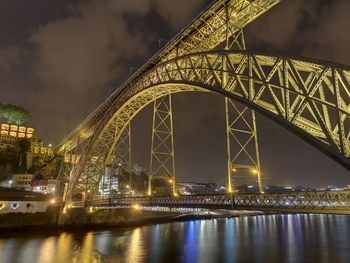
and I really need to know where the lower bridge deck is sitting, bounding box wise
[87,191,350,214]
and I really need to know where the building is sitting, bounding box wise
[31,178,60,195]
[0,122,53,164]
[99,167,119,196]
[0,187,52,214]
[30,138,54,157]
[133,163,148,176]
[26,139,55,172]
[177,182,225,195]
[0,134,19,156]
[0,123,34,139]
[99,175,119,196]
[11,174,34,191]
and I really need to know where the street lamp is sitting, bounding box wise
[251,168,258,175]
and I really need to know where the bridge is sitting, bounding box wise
[74,191,350,215]
[56,0,350,215]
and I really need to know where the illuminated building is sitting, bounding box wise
[30,139,54,158]
[99,175,119,196]
[31,178,60,195]
[98,167,119,196]
[177,182,225,195]
[11,174,35,191]
[0,123,34,139]
[64,153,81,164]
[0,123,38,158]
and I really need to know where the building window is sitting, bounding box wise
[1,124,9,130]
[11,202,19,209]
[10,125,18,132]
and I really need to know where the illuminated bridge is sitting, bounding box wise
[56,0,350,214]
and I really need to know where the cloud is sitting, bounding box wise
[153,0,208,28]
[0,46,20,73]
[302,0,350,64]
[246,0,304,49]
[29,0,151,114]
[246,0,350,65]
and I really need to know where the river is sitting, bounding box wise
[0,214,349,263]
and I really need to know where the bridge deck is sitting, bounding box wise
[86,191,350,215]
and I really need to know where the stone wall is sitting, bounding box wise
[0,200,49,214]
[0,206,60,228]
[58,207,181,227]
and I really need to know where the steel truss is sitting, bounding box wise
[59,0,350,205]
[57,137,82,181]
[224,29,262,193]
[226,99,262,192]
[66,51,350,202]
[111,123,132,192]
[60,0,283,204]
[149,95,176,195]
[57,0,281,154]
[92,191,350,214]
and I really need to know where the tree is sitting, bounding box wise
[0,103,31,125]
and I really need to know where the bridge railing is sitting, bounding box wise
[91,191,350,213]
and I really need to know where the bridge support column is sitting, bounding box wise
[114,123,132,195]
[223,24,263,193]
[149,94,176,196]
[101,122,132,197]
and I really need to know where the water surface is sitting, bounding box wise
[0,214,349,262]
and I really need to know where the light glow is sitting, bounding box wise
[132,204,141,210]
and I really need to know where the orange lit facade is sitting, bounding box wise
[0,123,34,139]
[64,153,81,164]
[30,138,54,158]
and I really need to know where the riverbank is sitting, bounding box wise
[0,207,265,233]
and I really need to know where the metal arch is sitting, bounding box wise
[65,85,207,203]
[56,0,281,155]
[132,50,350,166]
[66,51,350,203]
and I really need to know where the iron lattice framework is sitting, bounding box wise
[91,191,350,214]
[225,98,262,192]
[57,0,350,204]
[58,137,82,181]
[66,51,350,201]
[224,28,263,193]
[112,123,132,190]
[149,95,176,195]
[57,0,281,155]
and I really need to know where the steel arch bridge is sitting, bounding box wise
[57,0,350,208]
[66,51,350,196]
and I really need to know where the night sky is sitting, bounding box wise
[1,0,349,187]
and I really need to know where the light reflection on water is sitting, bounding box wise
[0,214,350,263]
